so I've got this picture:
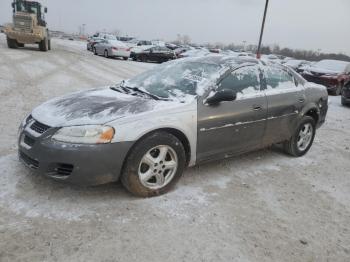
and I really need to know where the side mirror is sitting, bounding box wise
[44,7,48,13]
[205,89,236,105]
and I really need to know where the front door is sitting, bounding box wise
[197,65,268,162]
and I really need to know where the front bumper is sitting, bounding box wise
[5,29,43,44]
[18,120,133,186]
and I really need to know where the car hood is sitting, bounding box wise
[306,66,341,76]
[31,88,189,127]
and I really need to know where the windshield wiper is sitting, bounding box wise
[125,86,163,100]
[111,81,170,101]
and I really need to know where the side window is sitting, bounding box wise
[265,67,296,90]
[218,66,261,95]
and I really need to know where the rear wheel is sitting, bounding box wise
[48,39,51,50]
[123,57,128,61]
[121,131,186,197]
[284,116,316,157]
[39,37,48,51]
[93,47,97,55]
[17,43,24,48]
[7,37,18,49]
[104,50,109,58]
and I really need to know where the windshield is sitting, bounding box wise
[16,1,40,14]
[125,60,221,99]
[314,60,349,72]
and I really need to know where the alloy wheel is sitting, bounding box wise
[297,123,313,151]
[138,145,178,190]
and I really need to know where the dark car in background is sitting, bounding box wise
[131,46,176,63]
[302,60,350,95]
[285,59,311,73]
[341,80,350,106]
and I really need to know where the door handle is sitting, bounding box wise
[252,105,263,111]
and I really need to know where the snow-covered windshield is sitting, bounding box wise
[314,60,349,73]
[125,60,221,99]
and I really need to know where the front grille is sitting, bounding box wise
[55,164,74,176]
[13,15,33,32]
[23,135,35,147]
[19,151,39,169]
[30,121,51,134]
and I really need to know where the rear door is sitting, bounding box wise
[197,65,268,162]
[262,65,306,145]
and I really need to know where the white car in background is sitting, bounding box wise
[127,39,154,54]
[93,39,131,60]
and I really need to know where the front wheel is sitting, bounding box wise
[39,37,48,51]
[121,131,186,197]
[7,37,18,49]
[284,116,316,157]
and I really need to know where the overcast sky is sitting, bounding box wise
[1,0,349,55]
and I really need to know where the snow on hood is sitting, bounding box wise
[31,88,187,127]
[306,66,341,75]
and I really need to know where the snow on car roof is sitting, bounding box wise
[186,55,260,68]
[314,59,350,73]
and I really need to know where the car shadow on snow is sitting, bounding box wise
[17,144,289,199]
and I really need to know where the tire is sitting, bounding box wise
[93,47,97,55]
[39,37,48,51]
[284,116,316,157]
[121,131,186,197]
[104,50,109,58]
[48,39,51,50]
[17,43,24,48]
[123,57,128,61]
[7,37,18,49]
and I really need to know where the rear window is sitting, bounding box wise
[265,66,296,90]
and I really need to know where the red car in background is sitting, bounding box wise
[302,60,350,95]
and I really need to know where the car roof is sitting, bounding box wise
[186,55,261,68]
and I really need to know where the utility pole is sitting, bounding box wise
[256,0,270,59]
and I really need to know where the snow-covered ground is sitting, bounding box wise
[0,34,350,262]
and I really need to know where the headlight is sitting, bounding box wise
[52,125,115,144]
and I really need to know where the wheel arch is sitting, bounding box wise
[300,104,320,124]
[123,128,192,169]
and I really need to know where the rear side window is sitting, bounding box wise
[265,67,296,89]
[218,66,261,95]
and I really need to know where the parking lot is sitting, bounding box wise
[0,34,350,262]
